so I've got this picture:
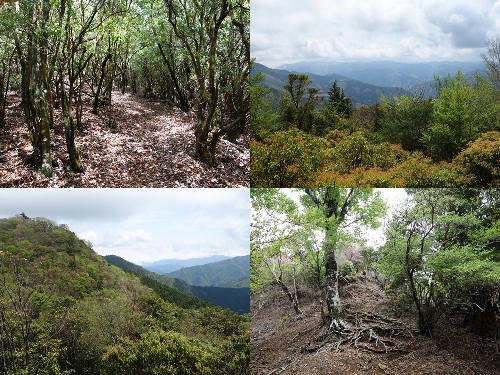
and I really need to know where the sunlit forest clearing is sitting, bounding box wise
[0,0,249,187]
[250,38,500,188]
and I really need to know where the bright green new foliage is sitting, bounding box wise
[424,72,479,161]
[378,189,500,337]
[0,216,249,375]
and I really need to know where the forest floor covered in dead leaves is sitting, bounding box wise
[251,280,500,375]
[0,92,249,187]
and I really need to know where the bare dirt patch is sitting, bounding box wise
[0,92,249,187]
[251,280,500,375]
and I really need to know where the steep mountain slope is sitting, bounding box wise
[0,215,249,375]
[165,255,250,287]
[103,255,215,310]
[251,279,500,375]
[251,62,408,106]
[142,255,232,274]
[104,254,250,314]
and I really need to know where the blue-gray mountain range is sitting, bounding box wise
[165,255,250,288]
[276,60,485,89]
[141,255,232,274]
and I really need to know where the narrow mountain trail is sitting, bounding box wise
[0,91,249,187]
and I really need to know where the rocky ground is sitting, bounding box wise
[0,92,249,187]
[251,279,500,375]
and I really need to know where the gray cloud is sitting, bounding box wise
[427,3,492,48]
[252,0,500,67]
[0,189,248,223]
[0,189,249,264]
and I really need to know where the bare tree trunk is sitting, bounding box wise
[61,79,84,173]
[0,63,5,128]
[92,52,112,114]
[323,234,349,331]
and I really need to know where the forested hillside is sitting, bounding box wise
[0,0,249,187]
[105,254,250,313]
[0,215,249,374]
[251,37,500,188]
[103,255,215,310]
[251,188,500,374]
[165,254,250,287]
[251,63,408,106]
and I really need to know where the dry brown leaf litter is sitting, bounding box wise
[0,92,249,187]
[251,280,500,375]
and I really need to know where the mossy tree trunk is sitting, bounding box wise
[304,188,366,332]
[15,0,53,178]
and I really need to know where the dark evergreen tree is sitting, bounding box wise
[327,80,353,118]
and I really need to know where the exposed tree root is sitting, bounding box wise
[263,305,417,375]
[310,312,417,354]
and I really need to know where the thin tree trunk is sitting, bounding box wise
[61,80,83,173]
[156,40,190,112]
[0,64,5,128]
[0,49,14,128]
[92,52,112,114]
[276,277,303,316]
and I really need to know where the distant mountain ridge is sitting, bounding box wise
[251,62,409,106]
[141,255,231,274]
[104,255,250,314]
[165,255,250,288]
[275,60,485,89]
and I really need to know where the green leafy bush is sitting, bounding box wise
[380,94,433,152]
[101,330,249,375]
[423,72,479,161]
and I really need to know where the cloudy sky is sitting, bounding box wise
[0,189,249,264]
[251,0,500,67]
